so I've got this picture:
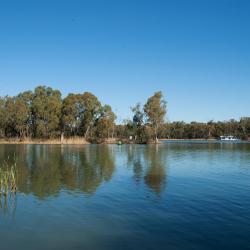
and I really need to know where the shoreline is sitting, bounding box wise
[0,138,248,145]
[159,138,217,141]
[0,139,90,145]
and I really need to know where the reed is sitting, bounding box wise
[0,157,17,196]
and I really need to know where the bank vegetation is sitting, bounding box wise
[0,86,249,144]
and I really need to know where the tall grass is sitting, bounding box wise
[0,157,17,196]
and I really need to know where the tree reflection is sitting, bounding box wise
[77,145,115,194]
[128,145,168,195]
[0,145,116,199]
[0,143,169,206]
[144,145,166,194]
[143,145,167,194]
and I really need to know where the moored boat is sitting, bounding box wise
[219,135,239,141]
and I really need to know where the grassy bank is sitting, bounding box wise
[1,138,236,145]
[0,137,90,145]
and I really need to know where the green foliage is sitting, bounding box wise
[61,91,118,141]
[131,103,147,143]
[80,92,102,138]
[32,86,62,138]
[62,94,83,136]
[94,105,116,141]
[0,98,6,138]
[0,86,117,141]
[240,117,250,139]
[0,86,248,142]
[144,91,167,141]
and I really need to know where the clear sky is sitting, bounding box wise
[0,0,249,123]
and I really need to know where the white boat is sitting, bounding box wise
[219,135,239,141]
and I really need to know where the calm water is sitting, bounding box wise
[0,142,250,250]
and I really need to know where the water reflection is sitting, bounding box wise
[19,145,116,198]
[144,145,167,194]
[0,194,17,218]
[126,145,168,194]
[0,145,168,201]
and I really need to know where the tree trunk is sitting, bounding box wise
[61,132,64,143]
[111,124,115,139]
[155,126,158,143]
[84,126,90,139]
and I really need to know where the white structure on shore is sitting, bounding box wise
[219,135,239,141]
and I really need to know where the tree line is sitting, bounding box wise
[0,85,249,142]
[0,86,116,142]
[118,117,250,142]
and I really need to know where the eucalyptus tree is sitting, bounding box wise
[32,86,62,138]
[144,91,167,142]
[62,93,83,136]
[3,97,27,138]
[95,104,116,140]
[131,103,145,142]
[62,92,102,138]
[102,104,116,138]
[0,97,6,137]
[17,91,34,137]
[80,92,102,139]
[8,96,31,138]
[240,117,250,139]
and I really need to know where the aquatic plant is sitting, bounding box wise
[0,157,17,196]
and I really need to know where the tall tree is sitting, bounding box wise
[80,92,101,139]
[95,105,116,140]
[131,103,145,142]
[240,117,250,139]
[144,91,167,142]
[62,94,83,136]
[8,97,31,138]
[32,86,62,138]
[62,92,102,139]
[0,98,6,137]
[17,91,34,138]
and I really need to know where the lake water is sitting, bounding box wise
[0,142,250,250]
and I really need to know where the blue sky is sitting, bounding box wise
[0,0,249,123]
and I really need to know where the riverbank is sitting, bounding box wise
[159,138,217,141]
[0,138,90,145]
[0,138,248,145]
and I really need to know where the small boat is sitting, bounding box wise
[219,135,239,141]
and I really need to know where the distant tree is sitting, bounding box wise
[93,105,116,141]
[17,91,34,137]
[240,117,250,139]
[61,94,83,136]
[168,121,185,139]
[144,91,167,142]
[80,92,102,139]
[207,120,216,138]
[0,86,249,142]
[121,119,134,139]
[0,98,6,137]
[32,86,62,138]
[4,97,29,138]
[131,103,146,143]
[62,92,102,139]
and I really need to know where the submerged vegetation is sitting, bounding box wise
[0,85,249,143]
